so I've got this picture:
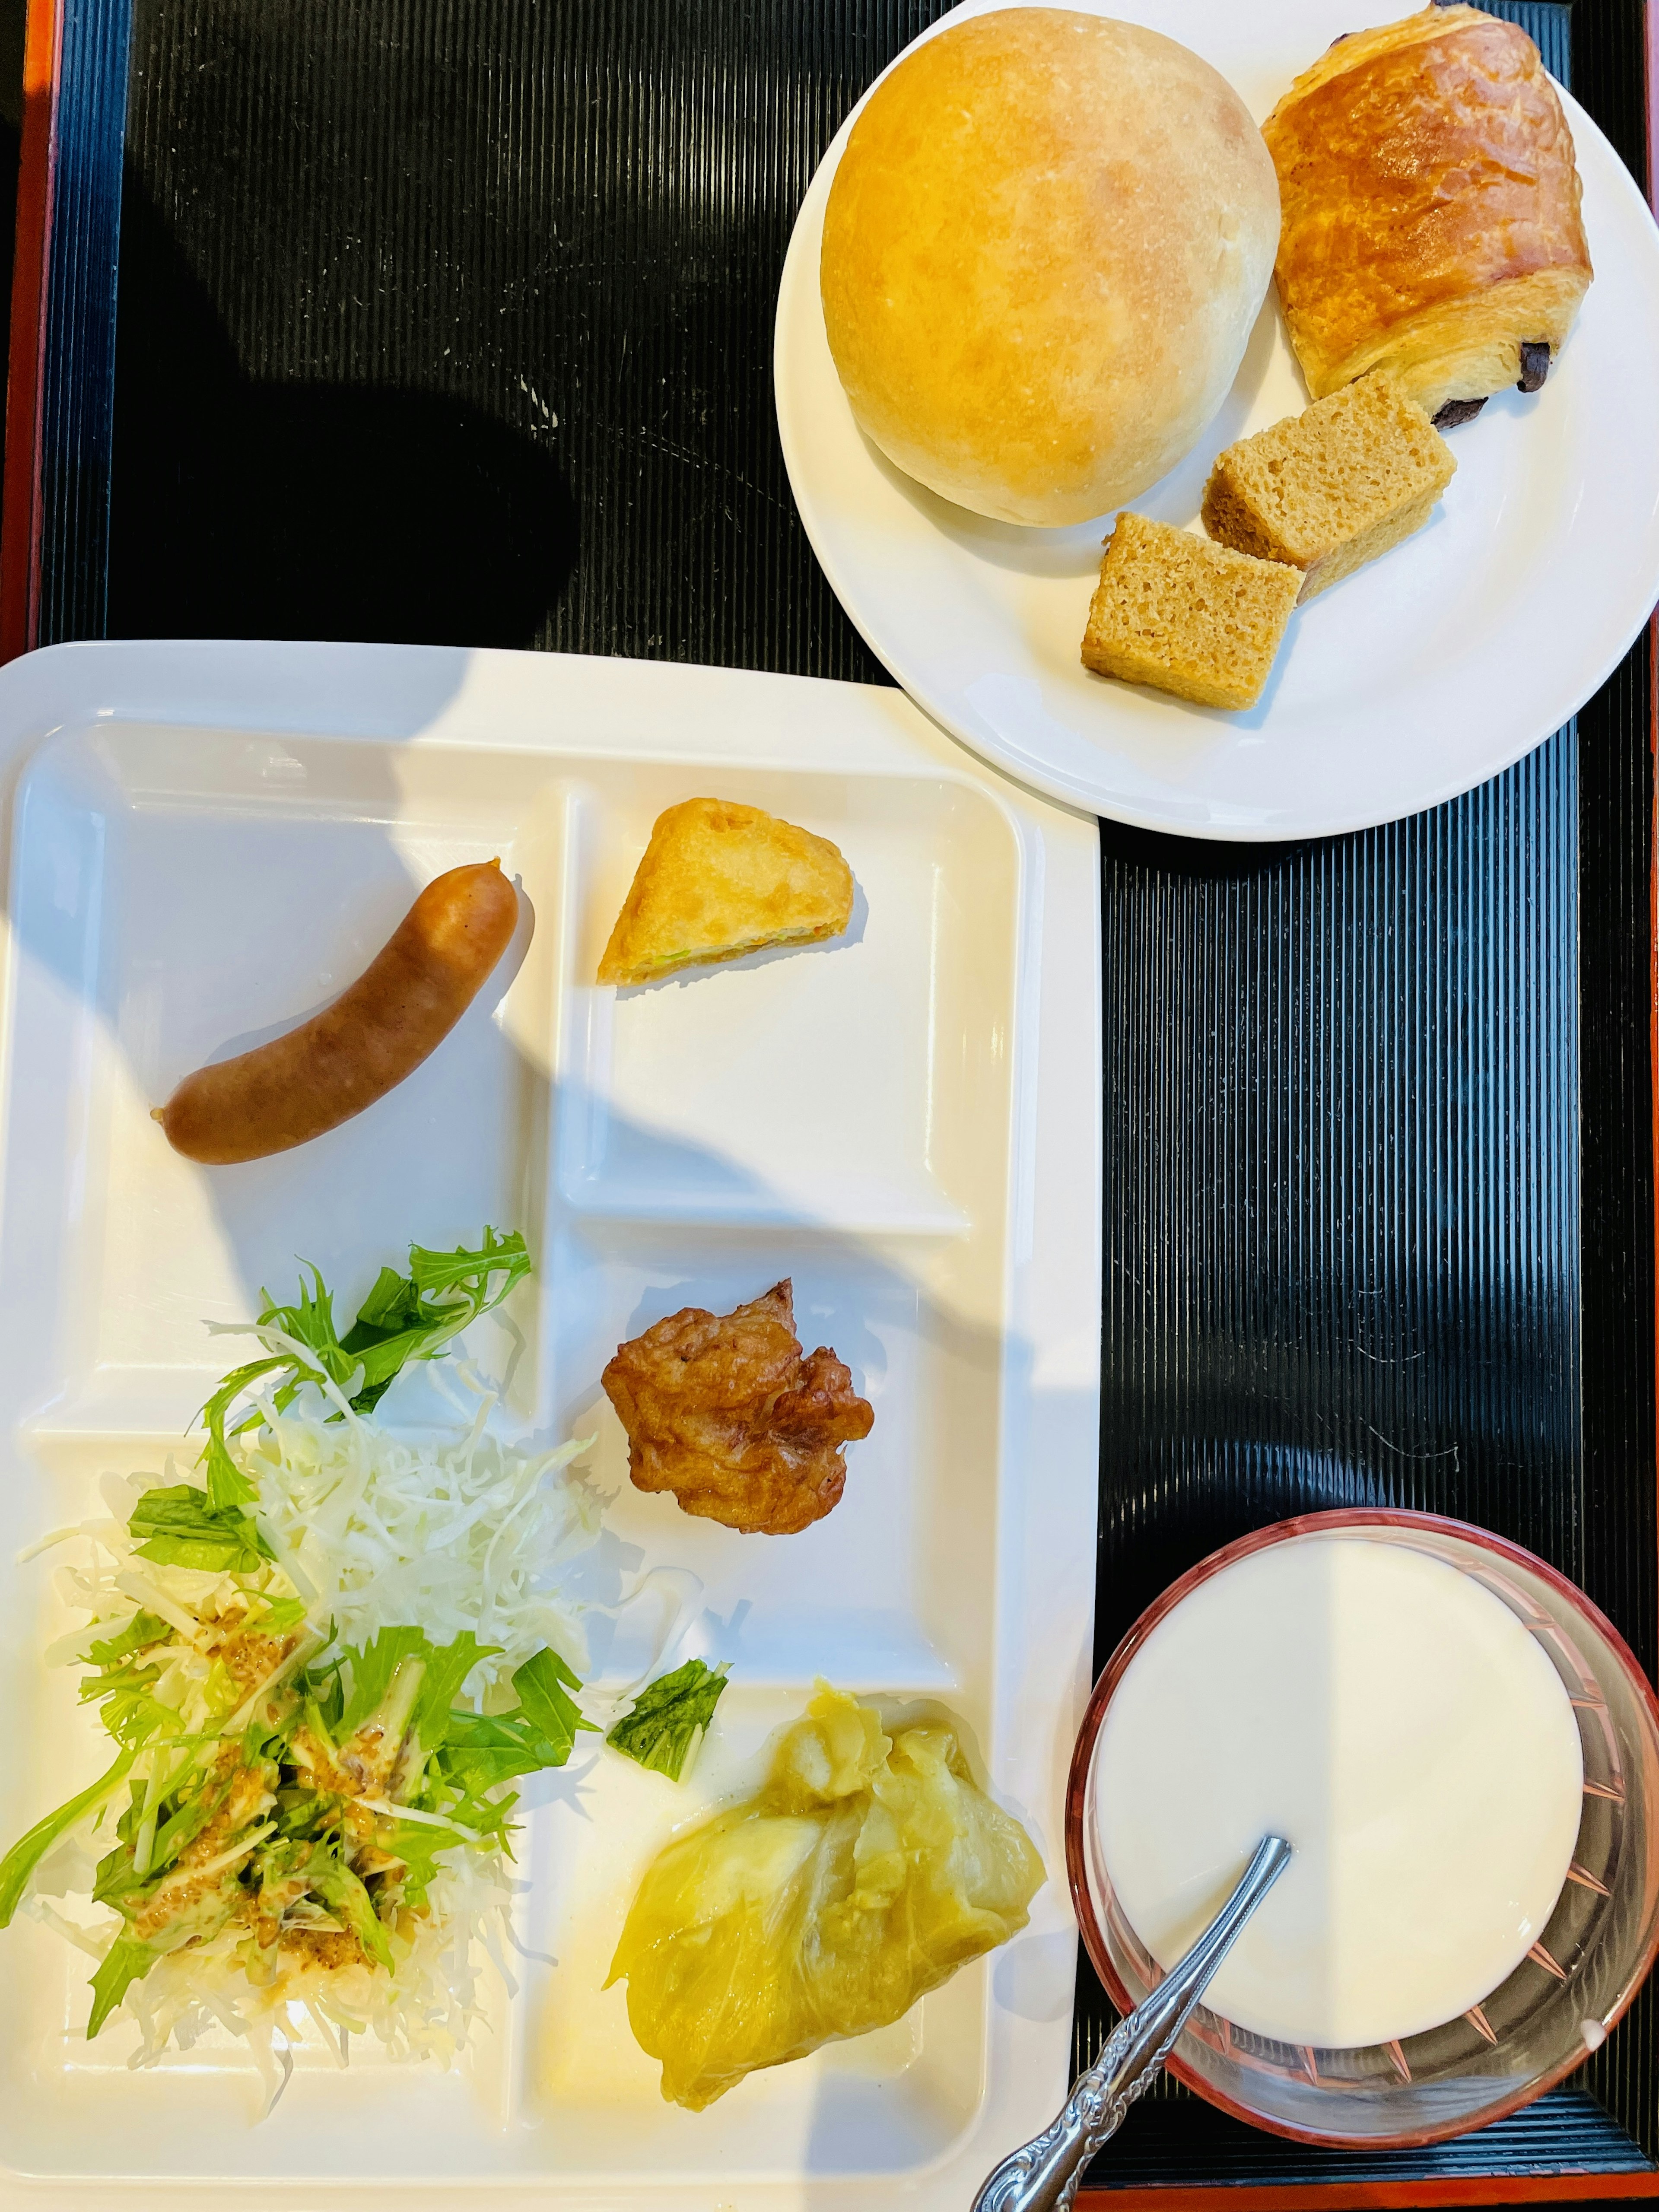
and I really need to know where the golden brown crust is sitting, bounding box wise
[1263,6,1592,412]
[597,799,854,986]
[820,9,1279,526]
[601,1280,874,1535]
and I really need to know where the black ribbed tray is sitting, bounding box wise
[22,0,1659,2192]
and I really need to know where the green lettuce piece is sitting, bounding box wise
[85,1612,168,1669]
[606,1659,730,1783]
[128,1484,269,1572]
[0,1750,137,1926]
[86,1933,159,2036]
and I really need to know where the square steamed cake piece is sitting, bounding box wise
[1201,374,1456,602]
[1081,512,1301,712]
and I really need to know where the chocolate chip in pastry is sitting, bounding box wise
[1518,340,1552,394]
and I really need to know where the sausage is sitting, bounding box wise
[153,860,522,1164]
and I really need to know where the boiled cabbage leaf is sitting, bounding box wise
[606,1682,1044,2109]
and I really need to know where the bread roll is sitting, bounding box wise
[1262,6,1592,421]
[819,10,1280,528]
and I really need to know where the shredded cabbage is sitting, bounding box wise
[237,1380,601,1694]
[29,1845,518,2110]
[53,1386,600,1698]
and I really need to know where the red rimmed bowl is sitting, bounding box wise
[1066,1508,1659,2148]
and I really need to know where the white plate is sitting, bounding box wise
[0,640,1101,2210]
[775,0,1659,839]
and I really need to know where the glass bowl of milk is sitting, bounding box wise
[1067,1509,1659,2145]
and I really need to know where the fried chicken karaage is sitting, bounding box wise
[601,1280,874,1534]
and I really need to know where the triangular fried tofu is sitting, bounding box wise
[597,798,855,985]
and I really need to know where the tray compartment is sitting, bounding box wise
[552,763,1016,1238]
[3,718,556,1436]
[0,656,1096,2201]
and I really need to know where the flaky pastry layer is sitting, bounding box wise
[1262,5,1592,415]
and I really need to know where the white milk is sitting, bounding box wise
[1094,1535,1584,2050]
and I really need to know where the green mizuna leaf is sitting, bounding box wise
[86,1932,160,2036]
[95,1697,174,1751]
[438,1708,559,1785]
[0,1750,137,1926]
[261,1262,347,1367]
[336,1627,498,1748]
[606,1659,730,1783]
[512,1643,581,1706]
[304,1848,394,1971]
[198,1355,290,1509]
[373,1816,478,1910]
[511,1646,594,1764]
[196,1231,533,1492]
[143,1759,235,1881]
[77,1656,162,1710]
[1,1226,556,2029]
[333,1227,531,1414]
[436,1710,567,1799]
[413,1634,497,1747]
[128,1484,270,1572]
[415,1648,591,1805]
[336,1627,435,1738]
[254,1595,309,1634]
[409,1227,530,1297]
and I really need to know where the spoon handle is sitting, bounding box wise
[972,1834,1292,2212]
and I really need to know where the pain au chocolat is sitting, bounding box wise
[1262,5,1591,427]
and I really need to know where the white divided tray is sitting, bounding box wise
[0,641,1101,2210]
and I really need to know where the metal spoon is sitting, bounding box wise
[972,1834,1293,2212]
